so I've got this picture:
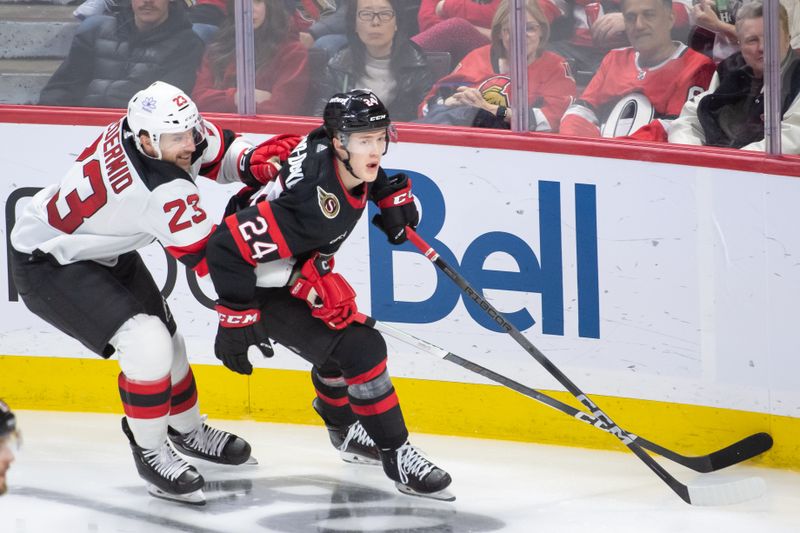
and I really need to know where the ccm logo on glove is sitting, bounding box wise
[216,306,261,327]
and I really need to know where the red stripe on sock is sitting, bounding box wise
[316,390,350,407]
[345,359,387,385]
[123,403,171,419]
[172,369,194,396]
[170,390,198,415]
[118,373,171,395]
[350,392,399,416]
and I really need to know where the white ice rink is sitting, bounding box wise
[0,410,798,533]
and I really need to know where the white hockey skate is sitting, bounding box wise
[168,415,257,465]
[313,398,381,465]
[381,441,455,501]
[121,417,206,505]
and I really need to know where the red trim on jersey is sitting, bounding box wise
[256,201,293,258]
[193,258,209,277]
[165,227,215,276]
[345,359,388,386]
[350,392,399,416]
[198,122,228,181]
[165,228,214,258]
[315,390,350,407]
[224,213,258,266]
[334,160,369,209]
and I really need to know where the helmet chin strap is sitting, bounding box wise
[335,133,365,183]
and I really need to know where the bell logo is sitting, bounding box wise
[369,171,601,339]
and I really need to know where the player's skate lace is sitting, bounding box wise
[143,443,193,481]
[394,443,435,485]
[181,415,230,458]
[340,421,376,452]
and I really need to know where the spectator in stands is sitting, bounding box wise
[296,0,347,53]
[413,0,501,65]
[192,0,310,115]
[312,0,434,121]
[39,0,203,108]
[419,0,576,131]
[559,0,715,138]
[72,0,225,44]
[541,0,694,82]
[691,0,799,63]
[669,2,800,152]
[0,399,19,496]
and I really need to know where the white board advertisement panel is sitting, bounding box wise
[1,123,798,417]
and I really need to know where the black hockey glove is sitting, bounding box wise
[372,173,419,245]
[214,300,274,375]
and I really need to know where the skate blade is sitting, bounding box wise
[147,484,206,506]
[243,455,259,465]
[395,482,456,502]
[340,451,381,466]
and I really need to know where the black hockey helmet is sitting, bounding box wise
[323,89,392,139]
[0,399,17,440]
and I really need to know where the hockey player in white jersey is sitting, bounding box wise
[8,81,287,505]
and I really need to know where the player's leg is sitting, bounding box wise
[260,288,453,500]
[9,249,204,503]
[311,361,381,465]
[116,252,254,467]
[165,331,254,465]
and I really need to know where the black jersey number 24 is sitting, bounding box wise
[238,216,279,261]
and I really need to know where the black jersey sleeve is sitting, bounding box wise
[206,200,294,302]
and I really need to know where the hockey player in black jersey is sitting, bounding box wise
[8,81,295,505]
[205,89,454,501]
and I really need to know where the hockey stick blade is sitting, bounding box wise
[400,227,768,505]
[358,313,772,474]
[637,433,773,473]
[686,476,767,506]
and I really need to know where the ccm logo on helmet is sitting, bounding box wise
[369,114,387,122]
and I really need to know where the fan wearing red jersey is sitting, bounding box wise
[420,0,576,131]
[8,81,296,505]
[205,89,454,502]
[559,0,715,138]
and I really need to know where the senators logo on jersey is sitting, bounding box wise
[478,75,512,107]
[317,186,340,219]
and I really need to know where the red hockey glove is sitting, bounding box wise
[214,300,274,375]
[240,134,302,187]
[372,173,419,245]
[289,253,357,330]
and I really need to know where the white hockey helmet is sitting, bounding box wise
[127,81,204,159]
[601,92,655,138]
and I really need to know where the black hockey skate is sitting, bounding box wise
[121,417,205,505]
[168,415,256,465]
[313,398,381,465]
[381,441,454,501]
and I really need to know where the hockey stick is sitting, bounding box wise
[355,312,772,474]
[398,226,768,505]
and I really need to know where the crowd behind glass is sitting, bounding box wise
[29,0,800,154]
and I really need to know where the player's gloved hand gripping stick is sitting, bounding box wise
[399,225,770,506]
[290,253,358,330]
[214,300,274,375]
[371,173,419,245]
